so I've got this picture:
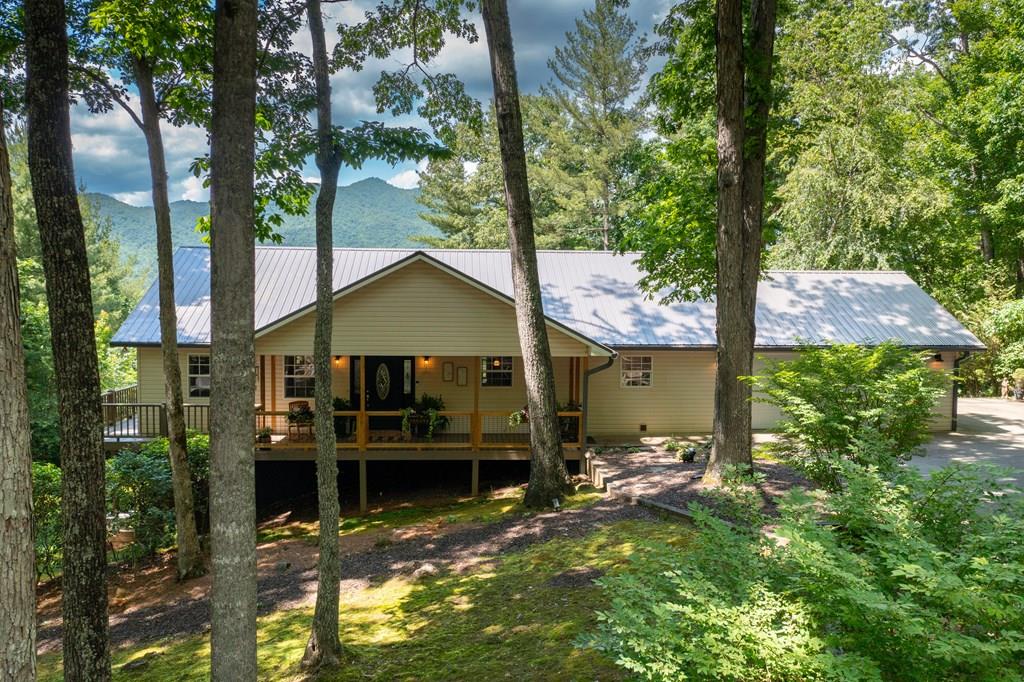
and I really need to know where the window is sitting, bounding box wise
[621,355,652,387]
[481,356,513,387]
[284,355,315,398]
[187,354,211,398]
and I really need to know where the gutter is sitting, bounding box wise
[581,352,617,443]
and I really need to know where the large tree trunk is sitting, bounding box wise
[24,0,111,678]
[481,0,571,508]
[704,0,776,483]
[301,0,343,671]
[133,57,205,582]
[208,0,258,678]
[0,101,36,682]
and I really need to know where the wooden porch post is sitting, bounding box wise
[579,355,589,446]
[358,354,367,449]
[358,458,367,513]
[259,354,266,408]
[471,458,479,496]
[472,356,481,448]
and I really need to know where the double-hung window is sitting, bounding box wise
[284,355,315,398]
[481,356,513,387]
[187,354,211,398]
[620,355,652,387]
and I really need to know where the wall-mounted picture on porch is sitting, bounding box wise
[456,366,468,386]
[442,361,454,382]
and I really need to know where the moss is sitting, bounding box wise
[256,485,606,544]
[38,517,692,681]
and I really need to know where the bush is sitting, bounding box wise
[109,431,211,560]
[747,342,947,488]
[32,462,62,580]
[588,463,1024,682]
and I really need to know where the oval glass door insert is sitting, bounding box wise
[375,363,391,400]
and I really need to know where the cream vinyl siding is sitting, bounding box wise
[255,260,590,357]
[587,351,716,436]
[136,347,262,407]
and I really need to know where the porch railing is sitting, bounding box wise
[104,402,584,450]
[101,385,138,426]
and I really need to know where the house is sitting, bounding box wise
[107,246,985,509]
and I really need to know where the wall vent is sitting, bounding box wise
[639,423,647,432]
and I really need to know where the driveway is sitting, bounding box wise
[914,398,1024,486]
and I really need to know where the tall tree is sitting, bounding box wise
[0,98,35,682]
[541,0,648,249]
[481,0,571,508]
[89,0,211,581]
[703,0,777,482]
[208,0,258,677]
[24,0,111,677]
[302,0,342,670]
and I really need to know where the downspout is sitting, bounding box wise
[582,352,616,444]
[952,351,969,432]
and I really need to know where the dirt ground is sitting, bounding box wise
[36,493,653,654]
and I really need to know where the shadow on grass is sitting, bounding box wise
[39,518,693,682]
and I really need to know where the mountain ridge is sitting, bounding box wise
[87,177,438,274]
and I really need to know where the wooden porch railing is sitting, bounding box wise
[104,401,584,450]
[101,385,138,425]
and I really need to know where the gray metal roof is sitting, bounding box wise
[111,246,985,351]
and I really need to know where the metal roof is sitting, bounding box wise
[111,246,986,351]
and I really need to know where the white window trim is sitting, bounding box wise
[620,355,653,388]
[284,354,316,399]
[481,356,514,388]
[187,354,211,398]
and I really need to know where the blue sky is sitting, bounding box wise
[71,0,669,205]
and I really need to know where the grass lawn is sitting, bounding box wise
[38,517,691,681]
[256,484,606,544]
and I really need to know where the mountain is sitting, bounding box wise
[85,177,439,274]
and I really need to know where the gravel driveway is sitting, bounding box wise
[915,398,1024,486]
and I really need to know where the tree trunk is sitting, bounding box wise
[133,57,205,582]
[704,0,776,483]
[24,0,111,678]
[0,100,36,682]
[301,0,343,671]
[209,0,258,679]
[481,0,571,508]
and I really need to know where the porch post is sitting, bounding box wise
[359,458,367,512]
[358,354,367,449]
[472,356,481,448]
[579,356,589,445]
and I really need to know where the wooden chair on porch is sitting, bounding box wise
[286,400,314,441]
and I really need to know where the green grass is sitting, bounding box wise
[38,517,692,681]
[256,485,606,544]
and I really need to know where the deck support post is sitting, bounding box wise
[471,458,479,496]
[359,458,367,512]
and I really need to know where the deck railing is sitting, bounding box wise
[101,385,139,425]
[105,402,584,450]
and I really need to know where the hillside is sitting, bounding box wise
[85,178,438,274]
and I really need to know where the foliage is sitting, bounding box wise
[32,462,63,580]
[400,393,449,440]
[417,0,648,251]
[118,432,211,544]
[39,517,684,681]
[106,449,176,558]
[747,343,947,488]
[589,463,1024,682]
[9,137,141,462]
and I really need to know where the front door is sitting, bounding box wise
[353,356,415,432]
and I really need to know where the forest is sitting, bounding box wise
[2,0,1024,680]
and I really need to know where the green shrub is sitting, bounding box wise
[588,463,1024,682]
[106,449,175,558]
[747,342,947,488]
[32,462,63,580]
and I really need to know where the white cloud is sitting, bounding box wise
[387,169,421,189]
[179,175,209,202]
[386,158,429,189]
[112,190,153,206]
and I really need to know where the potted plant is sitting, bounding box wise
[287,403,314,425]
[508,405,529,428]
[256,426,272,444]
[401,394,449,440]
[332,396,354,438]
